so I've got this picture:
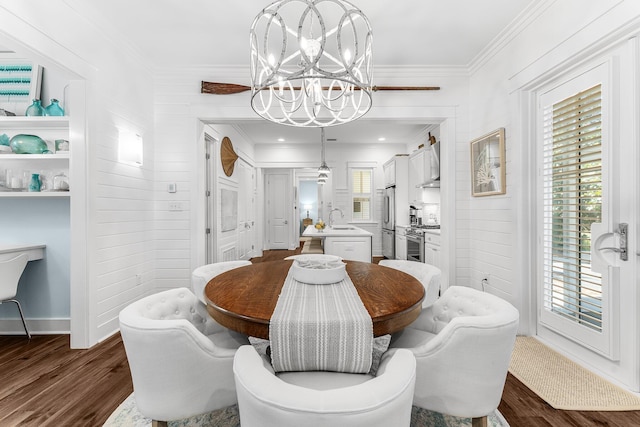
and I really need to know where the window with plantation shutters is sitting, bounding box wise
[351,169,372,221]
[541,84,603,332]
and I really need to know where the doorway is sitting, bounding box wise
[533,51,638,391]
[298,179,318,235]
[265,170,293,250]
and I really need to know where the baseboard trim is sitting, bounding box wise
[0,318,70,335]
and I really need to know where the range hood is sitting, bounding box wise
[418,180,440,188]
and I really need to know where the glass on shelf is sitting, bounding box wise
[28,173,41,192]
[45,99,65,116]
[25,99,45,116]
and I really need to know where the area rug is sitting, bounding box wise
[103,394,509,427]
[509,336,640,411]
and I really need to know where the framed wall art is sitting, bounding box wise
[0,54,42,115]
[470,128,506,197]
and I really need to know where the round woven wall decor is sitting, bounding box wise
[221,136,239,177]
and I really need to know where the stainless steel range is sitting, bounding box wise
[406,224,440,263]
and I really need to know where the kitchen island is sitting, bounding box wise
[302,225,373,262]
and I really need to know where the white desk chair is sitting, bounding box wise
[0,254,31,339]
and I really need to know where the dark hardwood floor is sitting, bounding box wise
[1,247,638,426]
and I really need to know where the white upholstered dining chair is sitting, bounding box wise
[191,260,252,303]
[0,254,31,339]
[119,287,249,427]
[387,286,519,427]
[378,259,441,307]
[233,345,417,427]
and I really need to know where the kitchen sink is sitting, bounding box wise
[330,225,356,230]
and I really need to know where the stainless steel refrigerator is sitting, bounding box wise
[382,186,395,259]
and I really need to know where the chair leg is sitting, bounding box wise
[10,299,31,339]
[152,421,168,427]
[472,416,488,427]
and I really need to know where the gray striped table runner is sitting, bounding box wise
[269,267,373,373]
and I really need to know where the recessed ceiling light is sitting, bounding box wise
[277,138,285,142]
[378,137,386,141]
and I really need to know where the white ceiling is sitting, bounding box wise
[66,0,534,145]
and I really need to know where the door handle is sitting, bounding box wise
[591,222,628,273]
[284,220,288,224]
[597,223,628,261]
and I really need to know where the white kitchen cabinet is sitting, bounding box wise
[324,236,372,263]
[395,233,407,260]
[383,158,396,187]
[383,155,409,225]
[408,146,439,204]
[0,117,70,197]
[424,231,441,269]
[409,148,427,203]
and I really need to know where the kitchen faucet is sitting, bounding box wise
[329,208,344,227]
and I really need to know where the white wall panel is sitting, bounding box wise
[0,3,156,346]
[466,0,640,392]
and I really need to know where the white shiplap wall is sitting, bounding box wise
[466,0,640,393]
[155,69,469,294]
[0,3,156,347]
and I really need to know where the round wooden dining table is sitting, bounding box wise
[204,259,425,339]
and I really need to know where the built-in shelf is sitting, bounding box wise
[0,191,70,197]
[0,117,71,194]
[0,116,69,129]
[0,153,69,160]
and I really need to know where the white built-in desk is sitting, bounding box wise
[0,244,46,262]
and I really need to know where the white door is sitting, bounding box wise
[535,55,638,390]
[237,159,256,259]
[205,135,217,263]
[266,172,291,250]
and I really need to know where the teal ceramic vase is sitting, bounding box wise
[25,99,45,116]
[44,99,65,116]
[28,173,41,192]
[9,134,49,154]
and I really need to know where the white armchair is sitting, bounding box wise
[388,286,519,426]
[233,345,417,427]
[191,260,252,303]
[378,259,441,307]
[119,287,250,426]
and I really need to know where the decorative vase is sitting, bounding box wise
[28,173,41,192]
[44,99,65,116]
[25,99,45,116]
[9,134,49,154]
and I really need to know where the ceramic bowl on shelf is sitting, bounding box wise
[291,257,346,284]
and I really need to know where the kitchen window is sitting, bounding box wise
[350,168,372,221]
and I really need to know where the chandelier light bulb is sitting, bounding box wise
[344,49,352,63]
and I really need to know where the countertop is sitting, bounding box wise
[0,243,46,261]
[303,224,373,237]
